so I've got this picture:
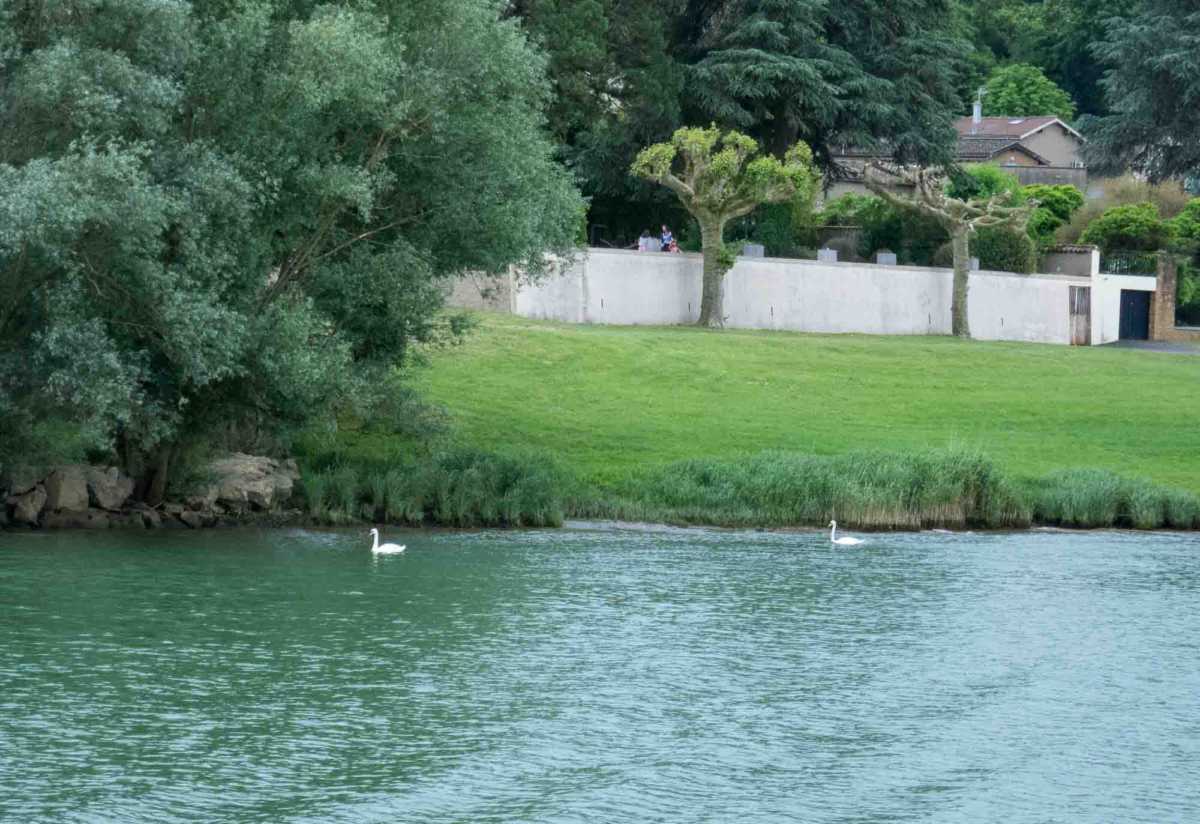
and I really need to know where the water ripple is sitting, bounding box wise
[1,527,1198,822]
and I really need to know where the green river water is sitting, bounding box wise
[1,525,1198,823]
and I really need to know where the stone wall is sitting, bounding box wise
[1150,254,1200,342]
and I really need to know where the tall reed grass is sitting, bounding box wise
[297,447,565,528]
[297,444,1199,531]
[579,448,1034,529]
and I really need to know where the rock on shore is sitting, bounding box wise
[1,454,301,530]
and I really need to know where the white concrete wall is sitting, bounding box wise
[509,249,1097,345]
[1091,273,1158,345]
[968,272,1074,344]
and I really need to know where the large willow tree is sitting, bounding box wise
[633,126,817,327]
[0,0,582,498]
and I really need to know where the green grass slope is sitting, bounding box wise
[414,313,1200,493]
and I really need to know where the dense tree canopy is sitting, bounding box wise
[983,63,1076,120]
[687,0,971,164]
[1083,0,1200,182]
[0,0,582,489]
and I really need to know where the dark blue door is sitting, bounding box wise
[1119,290,1150,340]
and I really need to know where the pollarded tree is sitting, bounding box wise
[865,164,1036,338]
[632,126,818,327]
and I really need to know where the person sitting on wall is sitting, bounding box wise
[666,238,680,253]
[637,229,656,252]
[660,224,674,252]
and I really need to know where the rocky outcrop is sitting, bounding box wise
[3,454,301,530]
[208,453,300,512]
[44,466,90,511]
[1,465,44,497]
[8,485,47,526]
[85,466,135,511]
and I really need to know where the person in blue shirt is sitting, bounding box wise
[659,225,674,251]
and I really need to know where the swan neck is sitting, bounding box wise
[371,531,379,551]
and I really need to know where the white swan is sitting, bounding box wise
[829,520,864,546]
[368,528,406,554]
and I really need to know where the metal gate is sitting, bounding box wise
[1118,290,1151,340]
[1069,285,1091,346]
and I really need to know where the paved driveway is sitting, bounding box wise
[1104,340,1200,354]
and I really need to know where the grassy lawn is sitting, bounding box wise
[411,313,1200,493]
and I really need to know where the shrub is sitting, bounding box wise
[1023,184,1085,224]
[818,194,943,264]
[1167,198,1200,243]
[972,226,1038,273]
[1057,175,1190,244]
[935,226,1038,273]
[947,164,1024,201]
[1081,202,1174,252]
[1024,184,1085,247]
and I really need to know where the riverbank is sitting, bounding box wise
[290,444,1199,531]
[7,314,1199,533]
[413,313,1200,493]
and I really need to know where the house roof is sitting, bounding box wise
[957,137,1050,165]
[954,115,1083,142]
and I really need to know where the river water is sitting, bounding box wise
[1,525,1197,823]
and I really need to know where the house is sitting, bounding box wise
[824,101,1088,202]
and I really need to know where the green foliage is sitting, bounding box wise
[1023,184,1085,245]
[970,226,1038,273]
[587,448,1031,529]
[818,194,943,264]
[1083,1,1200,181]
[964,0,1133,118]
[1167,200,1200,244]
[0,0,583,484]
[1080,203,1174,252]
[1056,175,1191,244]
[298,447,567,528]
[632,126,819,220]
[1024,184,1085,224]
[947,164,1024,201]
[983,62,1076,121]
[1032,470,1200,529]
[687,0,970,166]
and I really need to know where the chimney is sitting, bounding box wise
[972,88,985,134]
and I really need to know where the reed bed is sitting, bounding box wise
[297,445,1199,531]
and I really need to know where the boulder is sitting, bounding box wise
[186,486,219,511]
[178,509,206,529]
[85,466,134,511]
[1,465,44,496]
[43,509,110,530]
[208,453,299,511]
[9,485,47,526]
[44,466,90,512]
[130,504,162,529]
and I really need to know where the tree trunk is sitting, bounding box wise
[950,226,971,338]
[698,218,727,328]
[142,446,172,507]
